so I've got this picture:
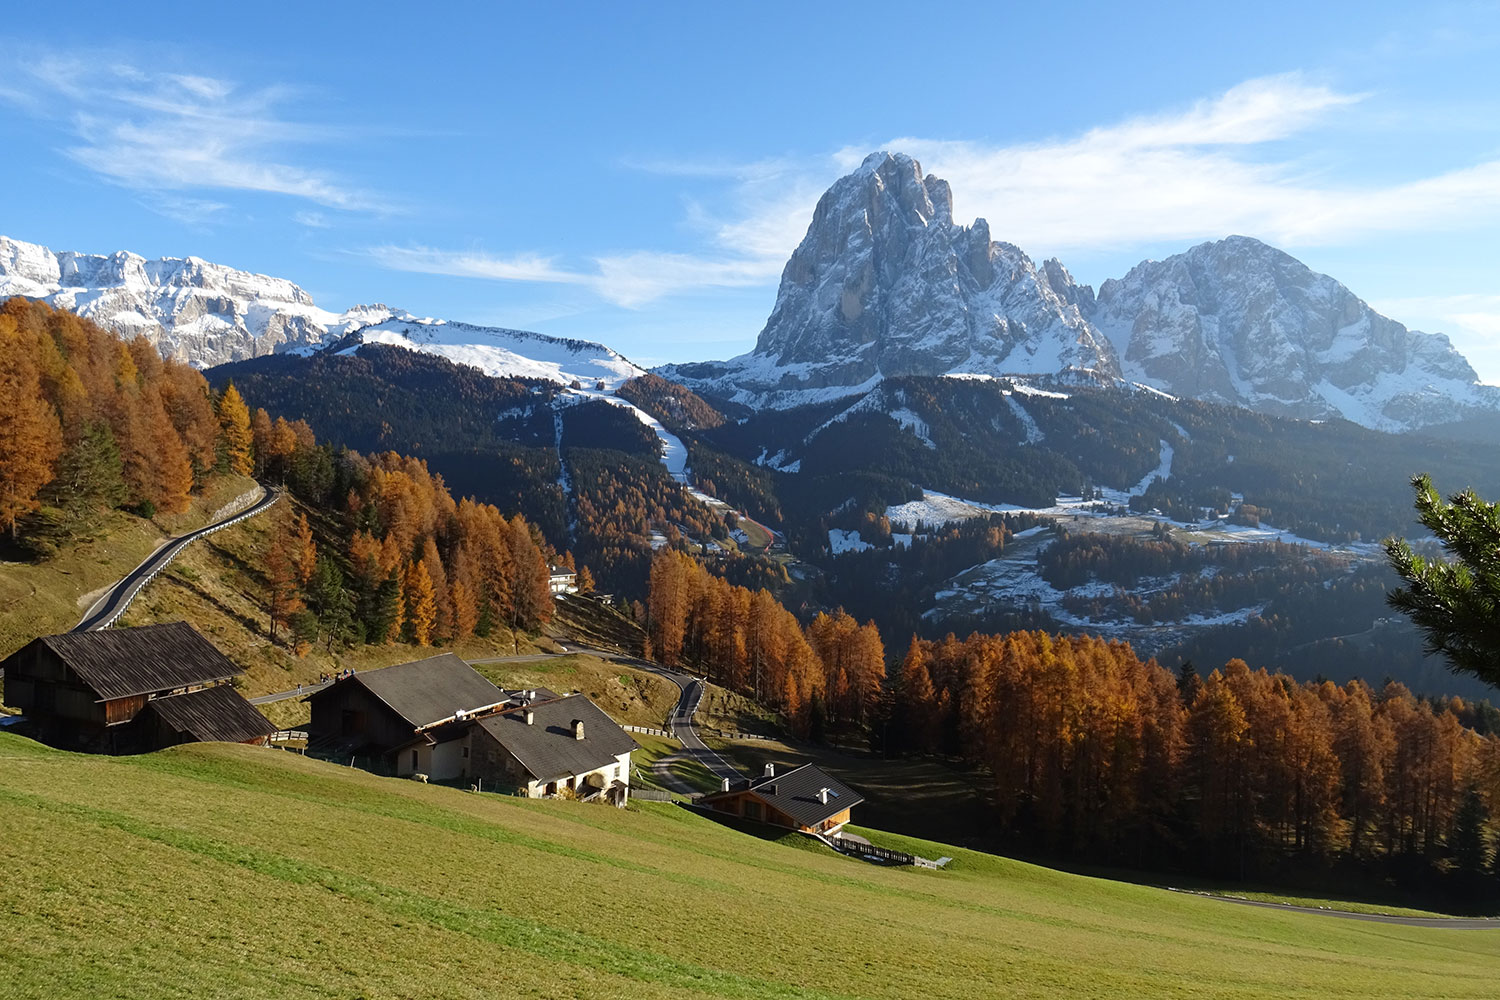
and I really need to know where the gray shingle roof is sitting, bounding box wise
[142,683,276,744]
[345,653,505,729]
[29,622,242,701]
[477,694,637,783]
[708,763,863,828]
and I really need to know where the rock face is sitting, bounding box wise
[0,235,362,365]
[1088,236,1498,430]
[661,152,1120,408]
[665,154,1498,431]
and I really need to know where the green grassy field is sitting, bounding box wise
[1,732,1494,999]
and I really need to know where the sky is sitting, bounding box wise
[2,2,1499,379]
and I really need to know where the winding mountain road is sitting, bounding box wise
[72,486,280,632]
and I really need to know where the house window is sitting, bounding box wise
[462,746,470,758]
[411,750,418,771]
[612,765,620,779]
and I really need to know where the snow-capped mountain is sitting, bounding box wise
[332,316,644,389]
[1088,236,1499,431]
[660,152,1120,408]
[0,235,362,364]
[0,235,644,389]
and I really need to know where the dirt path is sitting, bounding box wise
[1172,890,1498,929]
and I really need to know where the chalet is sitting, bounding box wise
[305,653,508,755]
[0,622,275,754]
[700,762,863,836]
[548,564,578,595]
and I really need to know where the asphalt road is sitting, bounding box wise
[72,487,280,632]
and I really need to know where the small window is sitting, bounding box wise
[411,750,418,770]
[462,746,470,758]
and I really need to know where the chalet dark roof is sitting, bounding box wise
[476,694,637,783]
[141,684,276,744]
[708,763,863,828]
[27,622,242,701]
[324,654,505,730]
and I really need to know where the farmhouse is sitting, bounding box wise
[305,654,636,802]
[548,564,578,595]
[700,763,863,835]
[305,653,508,755]
[0,621,275,754]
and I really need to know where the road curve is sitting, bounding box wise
[73,486,281,632]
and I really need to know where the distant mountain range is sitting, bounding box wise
[3,152,1497,432]
[661,152,1498,432]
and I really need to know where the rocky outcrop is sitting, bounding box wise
[660,152,1120,408]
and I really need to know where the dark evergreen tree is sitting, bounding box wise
[1385,475,1500,686]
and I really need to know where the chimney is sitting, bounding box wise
[819,788,829,805]
[763,763,775,778]
[572,719,585,741]
[525,709,535,726]
[721,778,731,792]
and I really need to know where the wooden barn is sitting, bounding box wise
[0,622,274,754]
[305,653,509,757]
[700,763,863,835]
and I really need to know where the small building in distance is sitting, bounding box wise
[0,621,274,754]
[700,763,863,836]
[548,564,578,595]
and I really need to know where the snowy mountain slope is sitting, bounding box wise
[1086,236,1499,431]
[0,234,646,390]
[336,316,644,389]
[658,152,1121,409]
[0,235,360,364]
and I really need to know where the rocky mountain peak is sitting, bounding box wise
[668,152,1121,408]
[1088,235,1492,429]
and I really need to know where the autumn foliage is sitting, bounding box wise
[647,550,884,735]
[0,299,225,542]
[885,631,1500,874]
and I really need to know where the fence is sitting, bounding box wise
[834,840,914,866]
[699,727,774,742]
[268,729,307,743]
[629,788,676,802]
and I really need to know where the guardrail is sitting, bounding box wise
[83,487,277,631]
[622,724,672,737]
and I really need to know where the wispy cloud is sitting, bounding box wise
[0,49,388,216]
[363,245,586,286]
[366,73,1500,309]
[364,244,781,308]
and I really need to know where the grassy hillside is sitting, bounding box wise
[112,498,551,699]
[1,733,1494,999]
[472,653,681,730]
[0,473,260,663]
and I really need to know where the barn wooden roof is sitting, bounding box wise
[323,653,506,730]
[32,622,242,701]
[476,694,637,784]
[142,684,276,744]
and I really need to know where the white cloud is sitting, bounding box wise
[364,246,585,286]
[382,73,1500,313]
[364,244,780,308]
[0,51,386,214]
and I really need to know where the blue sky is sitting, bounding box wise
[2,2,1499,379]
